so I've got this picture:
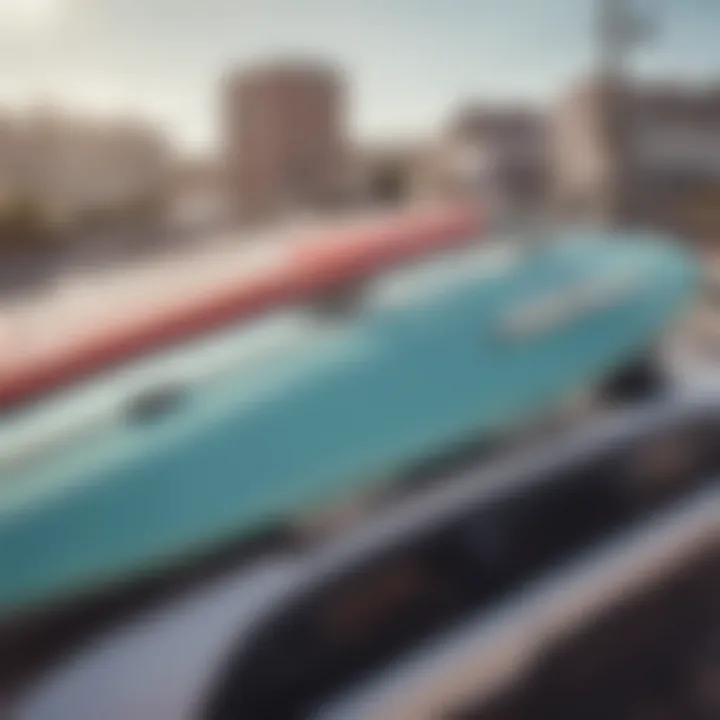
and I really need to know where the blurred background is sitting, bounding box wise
[0,1,719,719]
[0,1,719,260]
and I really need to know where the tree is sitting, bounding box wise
[368,161,407,205]
[0,198,61,253]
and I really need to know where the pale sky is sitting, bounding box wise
[0,0,717,152]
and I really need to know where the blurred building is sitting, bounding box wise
[414,105,549,213]
[555,78,720,239]
[0,113,16,207]
[0,106,171,231]
[223,60,349,224]
[553,78,617,224]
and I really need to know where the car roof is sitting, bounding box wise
[318,482,720,720]
[12,392,720,720]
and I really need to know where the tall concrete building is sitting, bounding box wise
[223,60,348,224]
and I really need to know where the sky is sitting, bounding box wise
[0,0,718,153]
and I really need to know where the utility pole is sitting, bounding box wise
[598,0,649,81]
[596,0,655,225]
